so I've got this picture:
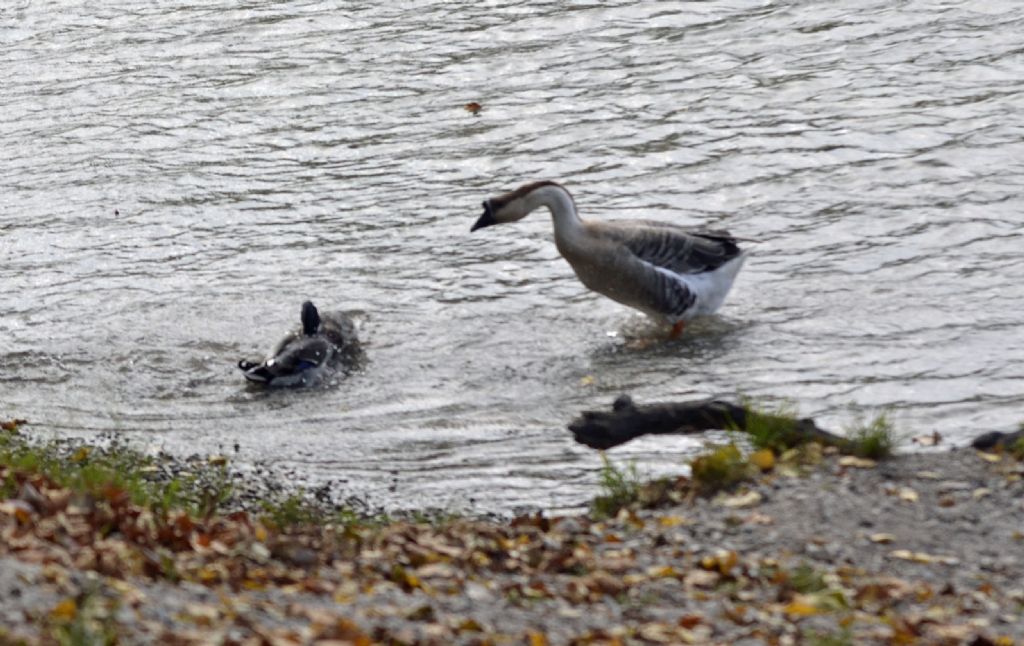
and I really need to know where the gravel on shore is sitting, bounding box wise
[2,436,1023,645]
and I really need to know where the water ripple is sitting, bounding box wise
[2,0,1023,513]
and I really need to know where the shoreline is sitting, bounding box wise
[2,420,1023,644]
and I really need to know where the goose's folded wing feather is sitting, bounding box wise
[619,253,698,320]
[602,221,742,275]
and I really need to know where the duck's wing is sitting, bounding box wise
[600,220,743,275]
[238,337,332,384]
[267,337,333,374]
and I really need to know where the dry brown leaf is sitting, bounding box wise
[50,598,77,622]
[720,490,763,508]
[897,487,919,503]
[889,549,959,565]
[749,449,775,471]
[782,598,821,617]
[527,630,549,646]
[839,456,877,468]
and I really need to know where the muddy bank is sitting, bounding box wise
[2,427,1022,645]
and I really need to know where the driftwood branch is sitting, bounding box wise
[568,395,854,451]
[971,429,1024,451]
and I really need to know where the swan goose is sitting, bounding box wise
[238,301,362,386]
[470,181,747,336]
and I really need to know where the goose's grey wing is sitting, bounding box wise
[626,256,697,319]
[601,221,742,275]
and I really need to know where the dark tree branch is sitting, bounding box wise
[568,395,855,451]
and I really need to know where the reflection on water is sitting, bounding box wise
[2,1,1023,514]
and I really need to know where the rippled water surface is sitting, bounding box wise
[3,1,1023,514]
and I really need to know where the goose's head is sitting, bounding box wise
[471,181,567,232]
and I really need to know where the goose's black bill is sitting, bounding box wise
[471,200,496,232]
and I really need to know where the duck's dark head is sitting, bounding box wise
[301,301,321,336]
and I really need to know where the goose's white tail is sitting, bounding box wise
[680,251,748,317]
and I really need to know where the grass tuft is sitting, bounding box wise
[805,628,854,646]
[591,454,643,519]
[846,413,898,460]
[741,400,804,453]
[260,492,324,530]
[1010,436,1024,461]
[788,562,828,594]
[0,432,234,520]
[690,443,752,494]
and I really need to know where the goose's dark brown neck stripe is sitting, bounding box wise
[495,180,567,207]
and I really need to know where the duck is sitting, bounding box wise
[238,301,362,386]
[471,181,748,336]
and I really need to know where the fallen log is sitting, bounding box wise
[568,395,855,451]
[971,429,1024,452]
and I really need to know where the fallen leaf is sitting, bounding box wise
[869,533,896,544]
[678,614,704,629]
[749,449,775,471]
[783,599,821,617]
[464,102,482,114]
[0,499,35,524]
[579,375,595,386]
[684,569,720,589]
[889,550,959,565]
[897,487,919,503]
[839,456,877,468]
[646,565,679,579]
[700,550,738,575]
[972,487,991,499]
[50,598,77,622]
[527,630,549,646]
[720,490,762,509]
[977,451,1002,463]
[658,515,688,528]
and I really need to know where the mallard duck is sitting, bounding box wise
[471,181,747,336]
[238,301,361,386]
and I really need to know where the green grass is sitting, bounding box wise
[846,413,898,460]
[47,584,119,646]
[805,628,854,646]
[1010,423,1024,460]
[740,400,805,453]
[260,492,324,529]
[788,562,828,594]
[591,454,644,519]
[689,443,752,494]
[0,430,233,520]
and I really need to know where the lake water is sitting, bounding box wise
[3,1,1023,515]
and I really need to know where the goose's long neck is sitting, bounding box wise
[523,184,583,241]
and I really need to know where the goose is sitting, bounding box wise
[238,301,362,386]
[471,181,747,337]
